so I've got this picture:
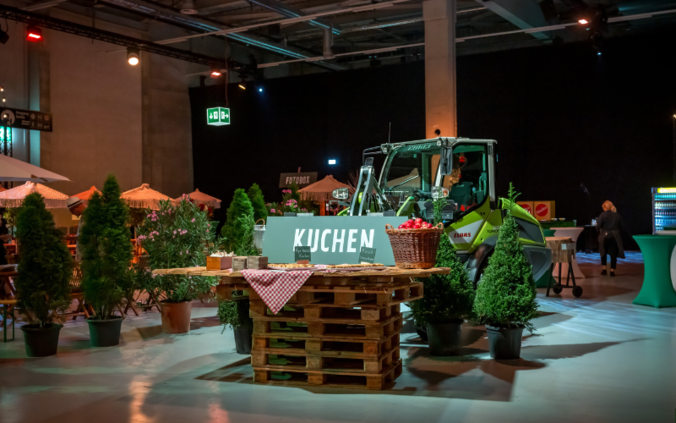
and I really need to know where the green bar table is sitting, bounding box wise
[633,235,676,308]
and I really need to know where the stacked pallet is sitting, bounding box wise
[249,278,423,390]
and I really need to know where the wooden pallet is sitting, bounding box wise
[252,344,400,374]
[253,360,403,390]
[253,313,403,340]
[247,282,423,308]
[250,301,401,321]
[253,331,400,358]
[152,266,450,279]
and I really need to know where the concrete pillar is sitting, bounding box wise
[423,0,457,138]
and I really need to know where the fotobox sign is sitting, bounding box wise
[263,216,407,265]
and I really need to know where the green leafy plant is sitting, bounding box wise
[221,189,255,252]
[473,183,539,331]
[217,298,253,332]
[15,193,73,326]
[410,197,475,326]
[80,175,133,320]
[3,208,19,237]
[137,197,217,303]
[247,183,268,223]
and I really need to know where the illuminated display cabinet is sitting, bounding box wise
[652,187,676,233]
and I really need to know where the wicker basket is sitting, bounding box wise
[385,223,444,269]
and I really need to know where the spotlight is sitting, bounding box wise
[26,26,42,41]
[0,28,8,45]
[127,48,140,66]
[180,0,198,15]
[238,84,246,90]
[578,18,589,25]
[210,65,221,78]
[328,159,337,165]
[258,87,263,93]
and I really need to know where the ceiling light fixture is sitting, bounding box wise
[26,26,42,41]
[578,18,589,24]
[238,84,246,90]
[127,48,140,66]
[210,65,222,78]
[180,0,198,15]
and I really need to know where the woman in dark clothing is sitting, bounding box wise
[596,201,625,276]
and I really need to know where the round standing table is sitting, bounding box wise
[552,227,585,280]
[632,235,676,308]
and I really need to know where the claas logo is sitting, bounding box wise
[453,233,471,238]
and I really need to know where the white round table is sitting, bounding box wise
[552,227,585,280]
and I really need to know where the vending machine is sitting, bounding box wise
[652,187,676,233]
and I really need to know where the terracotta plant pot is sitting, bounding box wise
[21,323,62,357]
[160,301,192,334]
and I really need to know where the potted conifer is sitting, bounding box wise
[15,193,73,357]
[80,175,132,347]
[218,298,253,354]
[138,197,217,333]
[410,197,475,355]
[473,184,539,359]
[247,183,268,223]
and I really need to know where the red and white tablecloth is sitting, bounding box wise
[241,269,314,314]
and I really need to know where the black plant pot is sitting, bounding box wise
[87,316,124,347]
[486,324,524,359]
[21,324,62,357]
[234,325,253,354]
[427,320,463,356]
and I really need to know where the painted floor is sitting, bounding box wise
[1,251,675,423]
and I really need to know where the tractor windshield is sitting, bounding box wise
[382,142,489,216]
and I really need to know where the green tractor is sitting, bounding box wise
[335,137,551,285]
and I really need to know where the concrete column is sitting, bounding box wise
[423,0,457,138]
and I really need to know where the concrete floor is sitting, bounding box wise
[1,252,675,423]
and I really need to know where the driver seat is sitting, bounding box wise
[450,182,474,208]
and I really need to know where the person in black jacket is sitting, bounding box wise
[596,201,625,276]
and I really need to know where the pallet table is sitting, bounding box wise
[153,266,449,390]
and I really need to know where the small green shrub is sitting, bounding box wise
[80,175,133,320]
[247,183,268,223]
[217,299,252,332]
[410,197,475,325]
[15,193,73,326]
[473,183,539,331]
[222,189,255,252]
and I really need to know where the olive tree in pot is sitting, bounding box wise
[410,197,475,356]
[218,297,253,354]
[137,197,217,334]
[15,193,73,357]
[80,175,133,347]
[473,184,539,359]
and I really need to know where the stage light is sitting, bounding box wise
[0,28,9,45]
[127,48,140,66]
[597,52,602,56]
[238,84,246,90]
[258,87,263,92]
[26,26,42,41]
[578,18,589,25]
[328,159,337,165]
[210,66,222,78]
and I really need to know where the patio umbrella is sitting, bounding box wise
[176,189,221,209]
[0,181,70,208]
[0,154,70,183]
[71,186,100,206]
[121,183,176,210]
[298,175,350,203]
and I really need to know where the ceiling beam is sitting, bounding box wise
[22,0,68,12]
[245,0,341,34]
[475,0,551,41]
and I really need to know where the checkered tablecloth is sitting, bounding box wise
[241,269,314,314]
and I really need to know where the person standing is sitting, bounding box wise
[596,200,625,276]
[67,197,85,261]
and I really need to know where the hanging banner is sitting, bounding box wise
[1,107,53,132]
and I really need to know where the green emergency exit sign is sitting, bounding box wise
[207,107,230,126]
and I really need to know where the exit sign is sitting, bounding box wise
[207,107,230,126]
